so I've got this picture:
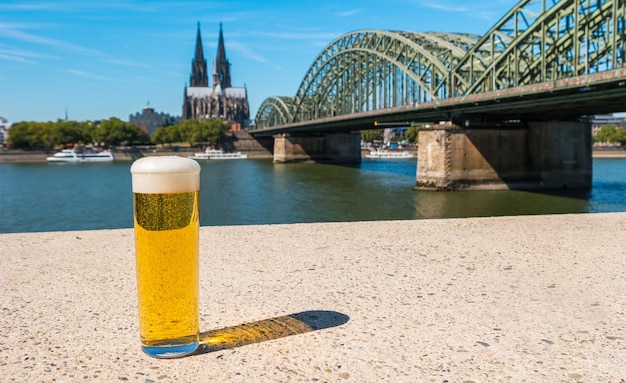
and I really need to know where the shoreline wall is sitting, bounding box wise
[1,148,624,163]
[0,131,276,163]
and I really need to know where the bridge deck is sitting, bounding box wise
[252,69,626,136]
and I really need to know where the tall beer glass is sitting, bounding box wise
[130,156,201,358]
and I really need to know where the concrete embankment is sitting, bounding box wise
[0,148,202,163]
[592,148,626,158]
[1,213,625,381]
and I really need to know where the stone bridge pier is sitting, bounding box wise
[273,132,361,163]
[416,120,592,191]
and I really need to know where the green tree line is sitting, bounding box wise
[7,118,150,149]
[7,118,230,149]
[594,125,626,144]
[361,125,420,144]
[151,119,228,147]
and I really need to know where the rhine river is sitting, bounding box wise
[1,158,625,233]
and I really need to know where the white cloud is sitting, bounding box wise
[228,41,268,64]
[64,69,118,82]
[419,1,470,13]
[254,30,339,41]
[0,1,199,13]
[0,3,60,11]
[415,0,506,23]
[105,58,151,68]
[338,9,361,17]
[0,47,59,63]
[0,53,36,64]
[130,75,164,83]
[0,24,104,56]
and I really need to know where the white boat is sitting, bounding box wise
[47,146,114,163]
[190,148,248,160]
[365,148,414,159]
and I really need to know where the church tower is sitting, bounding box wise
[182,23,249,126]
[189,23,208,87]
[213,23,231,89]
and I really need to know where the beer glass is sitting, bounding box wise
[130,156,201,358]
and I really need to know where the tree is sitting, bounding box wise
[404,125,419,144]
[7,121,54,149]
[6,122,32,149]
[151,126,173,146]
[175,119,199,145]
[594,125,626,144]
[51,120,93,146]
[361,129,382,143]
[94,118,149,146]
[152,119,228,147]
[196,119,227,146]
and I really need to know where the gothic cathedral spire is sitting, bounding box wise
[213,23,231,88]
[183,22,248,124]
[190,22,208,87]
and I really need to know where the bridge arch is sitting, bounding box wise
[451,0,625,95]
[255,0,625,128]
[255,96,295,128]
[289,30,480,123]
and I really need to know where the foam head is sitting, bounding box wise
[130,156,200,193]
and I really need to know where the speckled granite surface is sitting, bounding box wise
[1,213,625,382]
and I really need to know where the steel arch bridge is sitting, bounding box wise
[255,0,625,129]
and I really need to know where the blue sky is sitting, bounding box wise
[0,0,518,123]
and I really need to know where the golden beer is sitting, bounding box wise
[130,156,201,358]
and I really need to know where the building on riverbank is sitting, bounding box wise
[0,117,12,146]
[591,113,626,135]
[129,103,180,136]
[182,23,250,130]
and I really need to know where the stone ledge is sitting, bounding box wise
[1,214,625,381]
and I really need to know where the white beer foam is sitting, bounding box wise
[131,156,200,193]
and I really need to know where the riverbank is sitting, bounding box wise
[592,147,626,158]
[0,147,273,163]
[1,213,624,381]
[1,147,624,162]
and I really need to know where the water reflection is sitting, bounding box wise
[356,159,597,220]
[412,189,591,219]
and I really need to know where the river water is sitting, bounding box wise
[1,158,625,233]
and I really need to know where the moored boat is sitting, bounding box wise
[47,146,114,163]
[190,148,248,160]
[365,148,414,159]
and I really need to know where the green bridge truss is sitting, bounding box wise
[255,0,625,128]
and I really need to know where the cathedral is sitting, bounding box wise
[182,23,250,128]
